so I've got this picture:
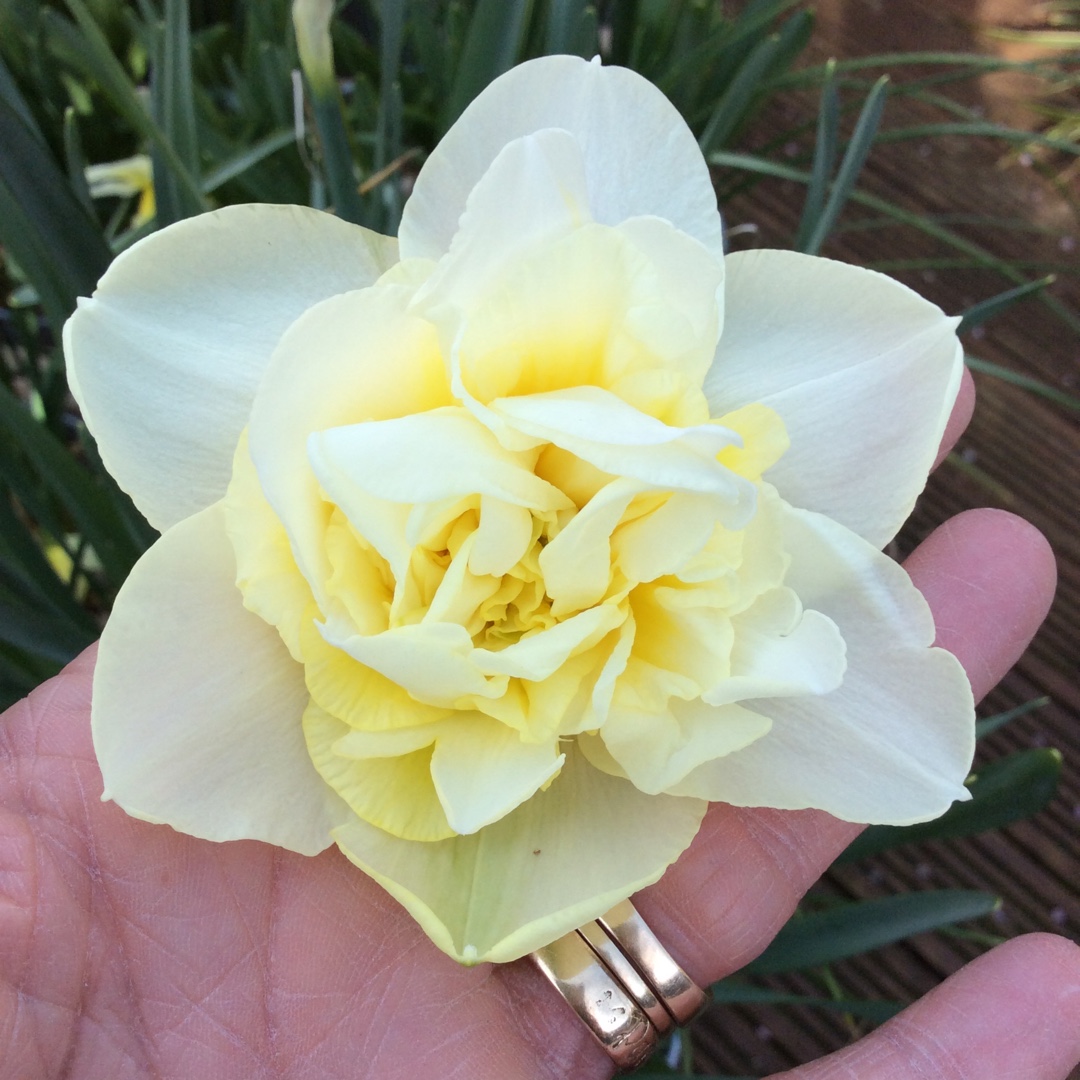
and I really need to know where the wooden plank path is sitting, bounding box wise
[693,0,1079,1073]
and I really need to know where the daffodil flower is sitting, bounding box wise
[84,154,156,228]
[64,56,975,965]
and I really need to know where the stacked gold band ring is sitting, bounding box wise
[530,899,708,1071]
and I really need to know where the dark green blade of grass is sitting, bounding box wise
[802,75,889,255]
[794,58,839,252]
[742,890,999,975]
[699,32,783,154]
[976,697,1050,738]
[149,0,203,225]
[966,356,1080,411]
[958,276,1056,334]
[0,383,144,584]
[0,95,111,332]
[50,1,204,216]
[543,0,597,56]
[710,980,903,1022]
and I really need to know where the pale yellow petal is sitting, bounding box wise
[333,748,707,964]
[303,702,454,841]
[538,477,641,615]
[471,603,625,680]
[469,497,534,577]
[323,619,505,706]
[494,387,756,526]
[309,407,571,511]
[299,615,450,731]
[93,502,349,854]
[222,431,314,660]
[430,717,565,834]
[667,500,975,822]
[247,281,453,598]
[592,696,773,795]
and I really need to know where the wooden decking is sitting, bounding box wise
[695,0,1079,1073]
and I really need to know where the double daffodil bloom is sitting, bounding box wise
[65,56,974,965]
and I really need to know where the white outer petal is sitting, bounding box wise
[668,500,975,823]
[704,249,962,547]
[92,502,351,854]
[400,55,724,263]
[65,204,397,531]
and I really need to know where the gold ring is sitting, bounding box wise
[530,899,708,1071]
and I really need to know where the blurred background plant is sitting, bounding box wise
[0,1,1076,1075]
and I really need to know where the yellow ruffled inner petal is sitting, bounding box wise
[219,213,823,859]
[716,403,791,481]
[304,701,455,841]
[453,225,714,425]
[222,431,313,661]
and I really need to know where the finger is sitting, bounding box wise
[903,508,1056,701]
[779,933,1080,1080]
[933,366,976,471]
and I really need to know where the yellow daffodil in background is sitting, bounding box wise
[84,154,156,228]
[64,56,975,965]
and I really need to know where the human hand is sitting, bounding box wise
[3,374,1078,1080]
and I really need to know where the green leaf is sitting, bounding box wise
[543,0,597,56]
[200,128,295,194]
[965,356,1080,412]
[836,749,1062,863]
[374,0,405,231]
[0,95,112,331]
[802,75,889,255]
[0,492,97,630]
[0,49,45,143]
[710,980,904,1023]
[958,276,1056,334]
[742,890,1000,975]
[0,641,58,707]
[722,0,806,59]
[47,1,204,217]
[976,697,1049,738]
[443,0,533,131]
[606,0,640,68]
[698,32,782,154]
[794,58,839,252]
[292,1,366,225]
[61,106,96,217]
[876,121,1080,158]
[0,597,95,664]
[0,383,143,586]
[766,8,815,81]
[149,0,203,225]
[305,86,366,224]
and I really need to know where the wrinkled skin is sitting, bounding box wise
[3,373,1079,1080]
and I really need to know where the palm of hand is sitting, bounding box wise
[3,646,537,1079]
